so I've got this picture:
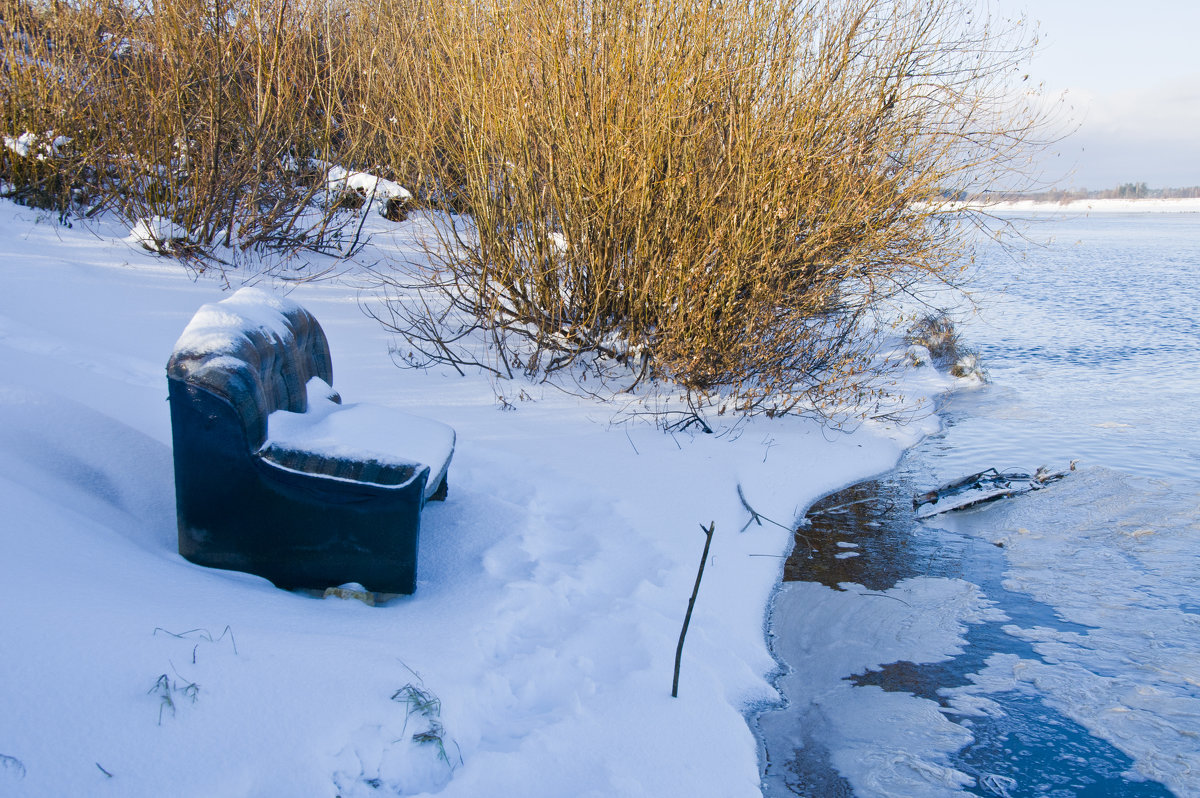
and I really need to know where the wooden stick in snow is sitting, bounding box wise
[673,522,715,698]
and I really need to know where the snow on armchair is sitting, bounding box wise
[166,287,454,594]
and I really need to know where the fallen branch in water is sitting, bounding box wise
[914,461,1078,518]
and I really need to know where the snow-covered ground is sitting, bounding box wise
[0,200,953,797]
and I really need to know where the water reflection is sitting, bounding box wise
[784,475,969,591]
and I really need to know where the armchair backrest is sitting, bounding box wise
[166,287,334,450]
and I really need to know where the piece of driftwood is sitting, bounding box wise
[914,461,1077,518]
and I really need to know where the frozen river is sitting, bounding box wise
[758,212,1200,797]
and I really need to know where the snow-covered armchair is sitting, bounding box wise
[166,287,454,594]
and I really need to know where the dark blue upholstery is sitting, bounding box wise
[167,288,445,594]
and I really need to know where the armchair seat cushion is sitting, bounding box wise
[264,378,454,500]
[257,444,422,489]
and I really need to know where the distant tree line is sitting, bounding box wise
[973,184,1200,203]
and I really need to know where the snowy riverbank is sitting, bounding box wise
[0,201,956,798]
[978,197,1200,214]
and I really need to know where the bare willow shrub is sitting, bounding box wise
[363,0,1050,416]
[0,0,106,211]
[99,0,384,251]
[2,0,374,252]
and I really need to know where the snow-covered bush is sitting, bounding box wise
[0,129,80,213]
[360,0,1052,419]
[129,216,195,255]
[324,165,414,222]
[907,313,986,382]
[0,0,395,252]
[3,0,1028,414]
[907,314,962,363]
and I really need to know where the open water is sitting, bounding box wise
[759,213,1200,797]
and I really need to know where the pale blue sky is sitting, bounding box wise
[991,0,1200,189]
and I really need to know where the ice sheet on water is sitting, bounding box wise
[760,577,1006,798]
[936,468,1200,796]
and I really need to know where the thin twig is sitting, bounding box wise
[673,522,715,698]
[856,592,912,607]
[737,484,818,557]
[738,483,765,532]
